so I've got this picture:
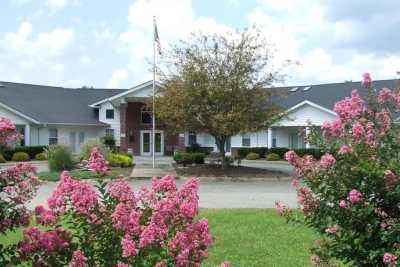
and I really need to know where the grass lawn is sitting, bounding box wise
[0,209,316,266]
[38,167,133,181]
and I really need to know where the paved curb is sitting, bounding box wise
[179,175,293,182]
[241,160,290,165]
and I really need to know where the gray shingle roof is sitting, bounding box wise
[272,79,400,110]
[0,81,126,125]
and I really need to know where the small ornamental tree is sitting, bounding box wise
[86,146,109,176]
[0,117,39,266]
[156,28,286,169]
[278,73,400,266]
[15,174,214,266]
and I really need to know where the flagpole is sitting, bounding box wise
[152,16,156,169]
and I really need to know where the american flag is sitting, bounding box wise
[154,17,161,55]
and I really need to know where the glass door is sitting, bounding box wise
[141,130,164,156]
[141,131,151,156]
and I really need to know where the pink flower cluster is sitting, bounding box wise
[383,253,398,266]
[275,201,289,217]
[47,171,98,215]
[86,147,108,176]
[384,170,400,190]
[361,72,372,87]
[297,187,319,216]
[0,117,21,146]
[0,163,39,233]
[69,250,88,267]
[35,205,57,226]
[333,90,365,121]
[19,227,71,259]
[319,154,336,169]
[325,225,338,235]
[322,118,343,138]
[168,219,212,267]
[348,189,363,204]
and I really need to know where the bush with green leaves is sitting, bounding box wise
[109,153,133,168]
[80,139,110,161]
[0,154,6,163]
[101,134,116,150]
[278,73,400,266]
[245,152,260,160]
[174,151,205,166]
[266,153,280,161]
[2,145,47,161]
[47,145,74,172]
[34,152,47,161]
[11,151,30,161]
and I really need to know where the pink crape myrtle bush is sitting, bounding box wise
[0,117,40,266]
[278,73,400,266]
[15,173,214,266]
[86,146,109,176]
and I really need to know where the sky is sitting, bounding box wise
[1,0,400,89]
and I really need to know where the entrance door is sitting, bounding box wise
[140,130,164,156]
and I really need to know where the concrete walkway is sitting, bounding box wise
[130,156,176,178]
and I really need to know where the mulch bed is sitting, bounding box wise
[173,163,287,178]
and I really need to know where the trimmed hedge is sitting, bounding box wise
[186,144,213,155]
[12,152,30,162]
[109,153,133,168]
[2,146,47,161]
[35,152,47,161]
[266,153,280,161]
[246,152,260,160]
[238,147,324,160]
[173,152,205,166]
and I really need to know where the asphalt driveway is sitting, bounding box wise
[28,177,297,209]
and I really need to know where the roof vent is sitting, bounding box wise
[289,87,298,92]
[302,86,311,91]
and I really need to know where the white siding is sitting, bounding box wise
[275,103,336,127]
[0,105,30,125]
[98,102,121,146]
[231,131,268,148]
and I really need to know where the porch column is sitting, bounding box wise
[24,124,30,146]
[267,128,272,148]
[120,102,128,151]
[305,127,310,148]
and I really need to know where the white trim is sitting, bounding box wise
[89,80,161,107]
[284,100,337,116]
[43,123,109,127]
[140,130,164,156]
[0,101,40,124]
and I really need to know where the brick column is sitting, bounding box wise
[120,103,128,151]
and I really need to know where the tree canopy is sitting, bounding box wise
[156,28,287,168]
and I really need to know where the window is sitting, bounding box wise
[188,132,197,145]
[242,134,251,147]
[49,128,58,145]
[106,128,115,137]
[141,106,152,124]
[78,132,85,145]
[106,109,114,119]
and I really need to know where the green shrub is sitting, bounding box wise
[245,152,260,160]
[34,152,47,161]
[268,147,290,159]
[266,153,280,161]
[11,152,30,161]
[109,153,133,168]
[186,144,213,155]
[117,151,133,159]
[2,145,47,161]
[80,140,110,160]
[101,135,116,150]
[47,145,73,172]
[0,154,6,163]
[191,152,205,164]
[294,148,325,159]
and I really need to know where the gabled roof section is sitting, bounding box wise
[89,80,161,107]
[271,79,400,111]
[284,100,337,116]
[0,81,125,125]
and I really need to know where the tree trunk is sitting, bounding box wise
[215,137,227,170]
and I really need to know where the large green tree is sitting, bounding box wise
[156,28,286,168]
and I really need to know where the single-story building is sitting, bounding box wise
[0,79,397,155]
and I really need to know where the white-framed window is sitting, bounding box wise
[49,128,58,145]
[141,106,152,124]
[106,109,114,119]
[78,132,85,145]
[188,132,197,145]
[106,128,115,137]
[242,134,251,147]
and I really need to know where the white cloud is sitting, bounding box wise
[0,21,74,85]
[116,0,234,84]
[107,68,129,88]
[247,1,400,85]
[46,0,68,10]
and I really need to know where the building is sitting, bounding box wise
[0,79,397,155]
